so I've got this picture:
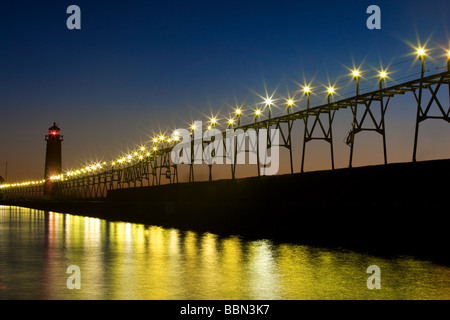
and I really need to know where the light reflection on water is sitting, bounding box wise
[0,205,449,300]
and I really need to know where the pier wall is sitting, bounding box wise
[2,159,449,264]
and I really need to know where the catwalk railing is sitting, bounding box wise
[1,65,450,201]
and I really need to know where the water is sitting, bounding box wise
[0,205,449,300]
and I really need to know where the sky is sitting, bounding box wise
[1,0,450,182]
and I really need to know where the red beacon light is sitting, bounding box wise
[45,122,63,141]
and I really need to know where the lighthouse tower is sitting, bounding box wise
[44,123,63,195]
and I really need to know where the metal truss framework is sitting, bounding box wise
[0,184,44,201]
[2,69,449,201]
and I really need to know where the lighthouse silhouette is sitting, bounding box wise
[44,123,63,195]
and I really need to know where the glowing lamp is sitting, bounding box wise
[265,98,273,105]
[303,86,310,94]
[236,109,241,115]
[255,110,261,116]
[380,71,387,79]
[287,100,294,106]
[211,118,217,124]
[352,70,360,77]
[327,87,334,95]
[228,119,234,125]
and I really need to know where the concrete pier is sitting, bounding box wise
[2,159,449,264]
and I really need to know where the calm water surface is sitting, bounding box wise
[0,205,449,300]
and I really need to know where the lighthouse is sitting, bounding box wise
[44,123,63,195]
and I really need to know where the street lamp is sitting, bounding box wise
[264,97,273,120]
[255,109,261,123]
[235,108,242,126]
[379,70,387,89]
[413,47,427,163]
[286,98,294,115]
[417,48,426,78]
[447,50,450,71]
[327,86,334,104]
[352,69,361,96]
[303,86,311,110]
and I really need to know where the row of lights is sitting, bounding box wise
[56,145,162,181]
[61,46,450,179]
[2,47,449,189]
[0,180,45,189]
[40,54,425,180]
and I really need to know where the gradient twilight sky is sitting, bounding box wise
[1,0,450,182]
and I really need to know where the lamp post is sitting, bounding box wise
[348,70,360,168]
[265,98,273,116]
[327,87,335,170]
[413,48,426,162]
[447,50,450,72]
[230,110,241,180]
[235,108,242,127]
[301,86,311,173]
[263,98,273,176]
[189,124,197,182]
[287,99,294,114]
[418,48,426,78]
[207,118,217,182]
[254,109,261,176]
[286,98,294,174]
[379,71,388,165]
[254,109,261,123]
